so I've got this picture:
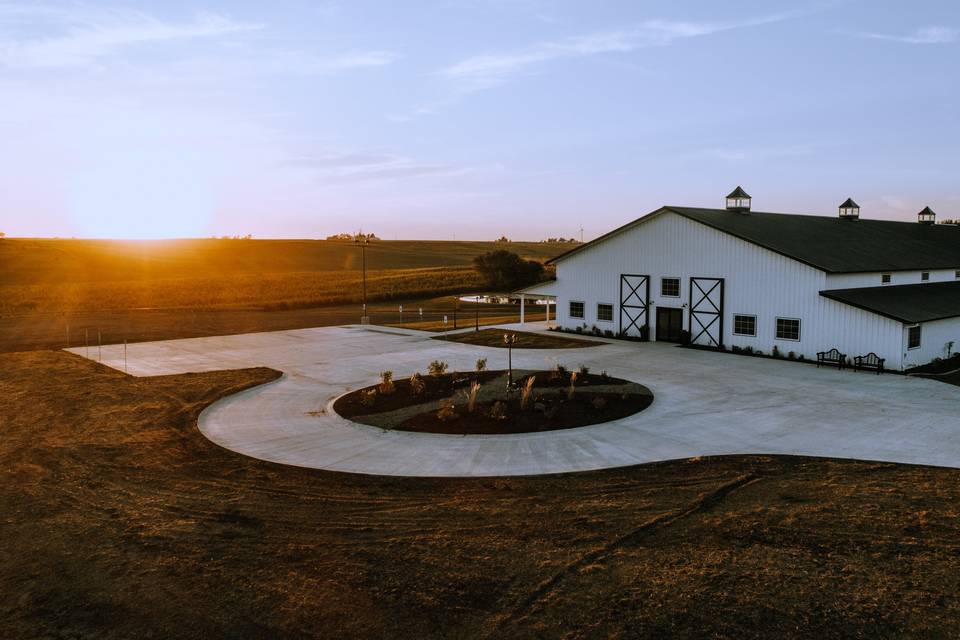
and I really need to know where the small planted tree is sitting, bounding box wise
[379,371,395,395]
[428,360,448,377]
[567,371,578,401]
[409,372,426,396]
[360,388,378,407]
[475,357,487,372]
[488,401,507,420]
[437,398,457,422]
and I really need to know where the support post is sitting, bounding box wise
[520,294,525,324]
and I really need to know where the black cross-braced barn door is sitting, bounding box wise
[689,277,724,347]
[619,274,649,338]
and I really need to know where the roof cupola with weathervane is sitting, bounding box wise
[918,206,936,225]
[725,186,751,212]
[838,197,860,220]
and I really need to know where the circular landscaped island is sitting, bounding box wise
[333,368,654,435]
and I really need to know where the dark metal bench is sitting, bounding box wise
[817,348,847,370]
[854,352,885,375]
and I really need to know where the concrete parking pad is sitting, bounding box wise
[68,323,960,477]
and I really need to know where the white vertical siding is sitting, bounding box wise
[902,318,960,368]
[826,269,960,289]
[554,211,906,368]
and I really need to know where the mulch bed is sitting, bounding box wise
[398,392,653,435]
[333,369,653,435]
[434,328,603,349]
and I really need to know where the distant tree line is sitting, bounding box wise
[540,237,579,243]
[472,250,545,290]
[326,232,380,241]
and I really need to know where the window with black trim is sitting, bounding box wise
[955,270,960,279]
[881,273,891,284]
[597,303,613,322]
[661,277,680,297]
[921,272,930,282]
[733,314,756,336]
[569,301,584,319]
[775,317,800,341]
[908,324,922,349]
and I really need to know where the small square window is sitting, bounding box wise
[775,317,801,341]
[921,272,930,282]
[881,273,891,284]
[569,301,584,319]
[597,303,613,322]
[733,314,756,337]
[908,324,922,350]
[661,277,680,297]
[955,270,960,279]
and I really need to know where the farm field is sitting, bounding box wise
[4,350,960,639]
[0,238,555,352]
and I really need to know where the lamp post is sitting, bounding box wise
[453,297,458,329]
[503,333,518,388]
[475,295,480,331]
[355,235,370,324]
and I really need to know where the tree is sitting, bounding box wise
[472,250,545,290]
[0,231,5,239]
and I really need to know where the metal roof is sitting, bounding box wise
[820,281,960,324]
[548,206,960,273]
[839,197,860,209]
[726,186,751,199]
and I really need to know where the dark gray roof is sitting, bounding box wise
[727,186,751,199]
[668,207,960,272]
[840,197,859,209]
[548,206,960,272]
[820,281,960,323]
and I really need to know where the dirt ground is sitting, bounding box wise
[435,328,599,348]
[4,351,960,639]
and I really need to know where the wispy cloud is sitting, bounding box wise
[846,26,958,45]
[440,13,799,88]
[286,152,474,184]
[0,8,262,68]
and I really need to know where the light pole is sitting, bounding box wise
[475,295,480,331]
[355,235,369,324]
[503,333,518,388]
[453,297,458,329]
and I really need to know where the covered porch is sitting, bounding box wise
[515,279,558,327]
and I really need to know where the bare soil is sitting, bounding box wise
[5,351,960,639]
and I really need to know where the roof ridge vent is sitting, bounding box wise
[725,186,751,212]
[918,206,936,225]
[839,197,860,220]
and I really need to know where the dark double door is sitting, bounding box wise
[656,307,684,343]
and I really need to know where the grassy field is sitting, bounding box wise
[0,238,556,352]
[435,328,600,349]
[4,350,960,639]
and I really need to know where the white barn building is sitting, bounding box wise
[542,188,960,371]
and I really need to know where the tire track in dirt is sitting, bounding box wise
[489,472,763,635]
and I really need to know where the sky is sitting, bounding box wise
[0,1,957,240]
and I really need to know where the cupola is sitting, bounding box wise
[918,206,936,225]
[725,186,751,212]
[838,198,860,220]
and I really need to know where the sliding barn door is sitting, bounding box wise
[689,277,724,347]
[619,274,649,338]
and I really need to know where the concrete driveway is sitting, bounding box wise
[68,323,960,477]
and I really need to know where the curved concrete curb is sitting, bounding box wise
[71,324,960,477]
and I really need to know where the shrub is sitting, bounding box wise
[679,329,691,344]
[409,373,426,396]
[604,329,614,338]
[591,396,607,411]
[466,381,481,413]
[378,371,395,395]
[578,364,590,377]
[743,346,754,355]
[772,346,781,359]
[788,351,796,360]
[437,399,457,422]
[475,357,487,372]
[591,326,601,336]
[731,345,742,354]
[488,401,507,420]
[575,326,583,333]
[520,376,535,411]
[360,388,377,407]
[428,360,448,376]
[600,370,610,382]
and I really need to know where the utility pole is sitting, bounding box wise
[355,234,370,324]
[579,225,584,243]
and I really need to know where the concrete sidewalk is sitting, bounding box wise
[68,323,960,477]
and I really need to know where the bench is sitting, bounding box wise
[817,348,847,370]
[854,352,885,375]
